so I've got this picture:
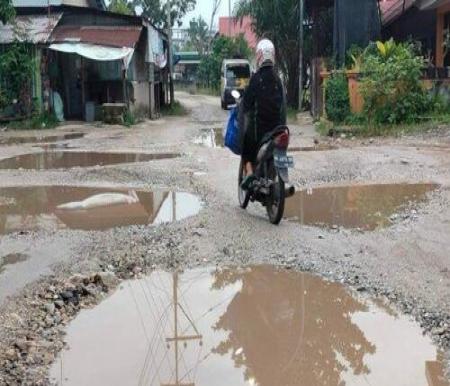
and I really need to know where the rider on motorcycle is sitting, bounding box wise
[240,38,287,190]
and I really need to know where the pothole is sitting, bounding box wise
[0,133,84,146]
[0,151,180,170]
[0,186,201,234]
[194,128,224,148]
[32,143,78,150]
[49,265,448,386]
[0,253,29,273]
[285,183,438,230]
[289,144,338,152]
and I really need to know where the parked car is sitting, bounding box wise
[220,59,251,109]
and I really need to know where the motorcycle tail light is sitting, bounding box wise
[275,132,289,148]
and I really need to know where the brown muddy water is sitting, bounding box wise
[0,133,84,146]
[289,144,338,152]
[0,253,28,273]
[0,186,201,234]
[285,183,438,230]
[49,265,448,386]
[0,151,180,170]
[194,128,224,148]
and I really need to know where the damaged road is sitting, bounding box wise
[0,92,449,385]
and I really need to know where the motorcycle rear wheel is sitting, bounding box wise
[238,158,250,209]
[266,161,285,225]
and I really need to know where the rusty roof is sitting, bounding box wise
[0,13,62,44]
[50,25,142,48]
[379,0,417,24]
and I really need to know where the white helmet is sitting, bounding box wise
[256,39,275,69]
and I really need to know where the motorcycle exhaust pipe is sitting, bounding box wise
[285,186,296,198]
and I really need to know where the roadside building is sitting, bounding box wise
[382,0,450,73]
[0,1,169,121]
[218,16,258,49]
[174,51,201,83]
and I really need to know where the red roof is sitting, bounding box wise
[50,25,142,48]
[219,16,258,48]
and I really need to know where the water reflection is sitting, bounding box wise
[284,183,438,230]
[0,151,180,170]
[50,266,446,386]
[0,186,201,234]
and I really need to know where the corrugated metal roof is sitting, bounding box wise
[12,0,62,6]
[380,0,416,24]
[0,13,62,44]
[50,25,142,48]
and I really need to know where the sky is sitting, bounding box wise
[181,0,238,28]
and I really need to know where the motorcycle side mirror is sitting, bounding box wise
[231,90,241,100]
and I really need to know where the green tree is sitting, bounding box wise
[187,16,208,54]
[133,0,195,28]
[197,35,251,89]
[0,0,15,24]
[108,0,134,15]
[235,0,301,107]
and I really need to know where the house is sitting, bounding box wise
[218,16,258,49]
[174,51,201,82]
[382,0,450,72]
[0,1,170,122]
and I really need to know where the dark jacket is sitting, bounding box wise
[240,65,287,162]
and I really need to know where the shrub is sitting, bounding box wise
[325,72,350,123]
[360,40,430,125]
[8,112,58,130]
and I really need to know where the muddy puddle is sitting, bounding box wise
[49,265,448,386]
[290,144,338,152]
[0,253,28,273]
[0,186,201,234]
[0,151,180,170]
[285,183,438,230]
[0,132,84,146]
[194,128,224,148]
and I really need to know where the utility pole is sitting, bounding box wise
[166,0,174,106]
[161,272,202,386]
[298,0,304,111]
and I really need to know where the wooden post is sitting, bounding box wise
[436,4,450,67]
[298,0,304,111]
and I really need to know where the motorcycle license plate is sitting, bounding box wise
[274,151,294,168]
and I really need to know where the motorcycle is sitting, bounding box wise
[230,90,295,225]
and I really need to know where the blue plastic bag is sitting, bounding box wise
[224,106,242,155]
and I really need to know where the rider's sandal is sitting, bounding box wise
[241,174,256,190]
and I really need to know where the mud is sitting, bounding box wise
[194,128,224,148]
[284,183,438,230]
[0,186,201,233]
[49,265,447,386]
[0,133,84,146]
[0,151,180,170]
[0,253,28,273]
[290,144,338,152]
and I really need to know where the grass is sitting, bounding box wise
[287,107,298,124]
[316,113,450,138]
[160,100,188,117]
[7,112,59,131]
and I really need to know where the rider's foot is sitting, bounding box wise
[241,174,256,190]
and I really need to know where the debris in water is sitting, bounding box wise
[284,183,438,230]
[0,186,202,234]
[49,265,447,386]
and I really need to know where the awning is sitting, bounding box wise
[0,13,62,44]
[49,42,134,67]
